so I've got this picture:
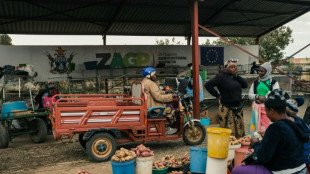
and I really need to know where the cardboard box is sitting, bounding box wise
[200,110,219,124]
[200,110,208,118]
[208,112,220,124]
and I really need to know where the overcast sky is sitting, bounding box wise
[9,12,310,58]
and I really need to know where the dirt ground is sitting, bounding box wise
[0,97,308,174]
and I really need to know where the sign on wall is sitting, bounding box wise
[200,47,224,65]
[45,46,76,74]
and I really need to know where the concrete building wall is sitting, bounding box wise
[0,45,258,82]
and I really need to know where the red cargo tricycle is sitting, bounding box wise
[50,81,206,162]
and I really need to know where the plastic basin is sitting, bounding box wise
[1,101,28,118]
[152,167,169,174]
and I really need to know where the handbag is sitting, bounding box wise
[241,152,260,165]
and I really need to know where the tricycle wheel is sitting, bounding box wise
[183,121,206,145]
[79,134,87,149]
[86,132,117,162]
[0,124,9,148]
[29,118,47,143]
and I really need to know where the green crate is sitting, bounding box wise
[189,70,207,80]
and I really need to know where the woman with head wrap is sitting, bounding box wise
[248,62,280,136]
[205,60,248,138]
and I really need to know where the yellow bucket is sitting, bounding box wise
[207,127,232,158]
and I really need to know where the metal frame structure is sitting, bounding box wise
[1,0,310,119]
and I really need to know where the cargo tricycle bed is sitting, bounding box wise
[51,81,206,162]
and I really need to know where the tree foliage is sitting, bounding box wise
[156,37,182,45]
[0,34,12,45]
[203,26,293,63]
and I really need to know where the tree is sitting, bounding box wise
[0,34,12,45]
[203,26,293,63]
[156,37,182,45]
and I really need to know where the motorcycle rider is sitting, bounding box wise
[142,67,178,135]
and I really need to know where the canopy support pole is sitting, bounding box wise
[190,0,200,119]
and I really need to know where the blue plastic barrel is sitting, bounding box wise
[190,147,207,173]
[111,159,135,174]
[1,101,28,118]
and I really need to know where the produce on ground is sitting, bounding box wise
[131,144,154,157]
[111,147,136,162]
[230,135,252,145]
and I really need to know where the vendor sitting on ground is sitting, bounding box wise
[232,89,310,174]
[142,67,178,135]
[43,84,58,109]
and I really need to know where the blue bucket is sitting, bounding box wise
[111,159,135,174]
[1,101,28,118]
[200,118,210,126]
[190,147,207,173]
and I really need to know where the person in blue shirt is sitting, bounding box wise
[185,64,204,103]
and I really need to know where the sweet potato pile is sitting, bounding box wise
[131,144,154,157]
[230,135,252,145]
[111,148,136,162]
[181,155,190,165]
[154,155,191,173]
[153,160,167,169]
[168,171,184,174]
[161,155,183,168]
[76,170,92,174]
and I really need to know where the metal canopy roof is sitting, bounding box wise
[0,0,309,37]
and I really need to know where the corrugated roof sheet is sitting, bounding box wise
[0,0,309,37]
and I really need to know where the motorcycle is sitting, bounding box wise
[167,77,206,145]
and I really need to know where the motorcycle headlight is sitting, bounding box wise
[180,106,185,111]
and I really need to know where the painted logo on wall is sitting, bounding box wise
[96,52,151,68]
[95,52,188,68]
[45,46,76,74]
